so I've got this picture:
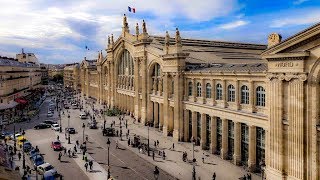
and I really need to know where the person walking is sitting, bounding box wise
[128,138,130,146]
[152,150,155,160]
[68,149,71,157]
[58,152,62,162]
[57,135,59,141]
[84,162,88,171]
[116,140,119,149]
[162,151,166,160]
[157,140,159,146]
[202,152,205,163]
[18,151,21,161]
[212,172,216,180]
[154,141,157,147]
[63,147,67,156]
[89,160,93,171]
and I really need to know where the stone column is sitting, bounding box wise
[154,102,159,128]
[140,57,147,125]
[159,103,163,130]
[211,79,216,106]
[210,116,217,154]
[235,80,240,110]
[184,109,189,142]
[233,122,241,165]
[192,78,196,102]
[287,78,305,179]
[248,125,257,172]
[221,118,228,159]
[192,111,197,140]
[162,73,169,136]
[249,81,254,112]
[134,58,140,120]
[200,113,207,149]
[222,79,227,107]
[201,79,205,104]
[173,73,184,141]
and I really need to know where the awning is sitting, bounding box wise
[0,101,18,110]
[15,98,27,104]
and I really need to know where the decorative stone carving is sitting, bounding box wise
[135,23,139,36]
[165,31,170,46]
[266,72,307,81]
[123,14,128,29]
[111,34,114,45]
[175,28,182,46]
[108,36,110,45]
[142,20,147,34]
[268,33,282,48]
[158,78,163,92]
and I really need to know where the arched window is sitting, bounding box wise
[188,82,193,96]
[241,85,249,104]
[197,82,202,97]
[206,83,211,98]
[118,50,134,89]
[256,86,265,106]
[152,63,161,77]
[228,84,235,102]
[216,83,222,100]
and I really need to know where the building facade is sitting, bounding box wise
[63,63,80,91]
[0,56,42,124]
[76,15,320,180]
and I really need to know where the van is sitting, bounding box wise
[79,113,87,119]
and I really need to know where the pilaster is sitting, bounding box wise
[233,122,241,165]
[192,111,197,140]
[140,57,147,125]
[248,125,257,172]
[154,102,159,128]
[162,73,169,136]
[210,116,217,154]
[200,113,207,149]
[159,103,163,130]
[134,58,139,120]
[184,110,190,142]
[221,118,228,159]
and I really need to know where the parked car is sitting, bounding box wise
[102,127,115,136]
[51,140,62,151]
[34,123,51,130]
[32,155,44,166]
[47,112,53,117]
[29,149,40,159]
[10,133,22,140]
[23,141,32,152]
[89,123,97,129]
[43,120,55,125]
[37,163,57,175]
[51,124,60,131]
[65,128,76,134]
[79,113,87,119]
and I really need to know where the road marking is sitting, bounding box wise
[88,136,149,180]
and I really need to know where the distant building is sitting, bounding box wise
[16,48,39,65]
[63,63,80,91]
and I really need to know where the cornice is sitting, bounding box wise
[262,51,310,61]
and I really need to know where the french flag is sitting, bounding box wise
[128,6,136,13]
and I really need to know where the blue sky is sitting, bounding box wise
[0,0,319,64]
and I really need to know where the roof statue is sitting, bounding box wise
[111,34,114,45]
[175,28,182,46]
[123,14,129,33]
[165,31,170,46]
[142,20,147,34]
[267,33,282,48]
[108,36,110,45]
[136,23,139,36]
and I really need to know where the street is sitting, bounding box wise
[5,94,175,180]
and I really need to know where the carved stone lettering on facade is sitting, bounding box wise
[275,62,294,68]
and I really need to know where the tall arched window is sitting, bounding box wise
[216,83,222,100]
[228,84,235,102]
[197,82,202,97]
[117,50,134,89]
[206,83,211,98]
[256,86,265,106]
[188,82,193,96]
[241,85,249,104]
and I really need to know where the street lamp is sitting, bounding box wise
[68,114,71,144]
[147,122,150,156]
[82,123,85,143]
[153,166,159,180]
[107,138,111,179]
[191,137,196,180]
[22,130,26,169]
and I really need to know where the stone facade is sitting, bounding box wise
[64,63,80,91]
[75,16,320,180]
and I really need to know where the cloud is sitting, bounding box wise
[270,10,320,28]
[219,20,249,29]
[293,0,309,5]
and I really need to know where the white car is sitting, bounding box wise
[51,124,60,131]
[79,113,87,119]
[37,163,57,175]
[10,133,22,140]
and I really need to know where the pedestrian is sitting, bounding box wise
[65,133,67,139]
[89,160,93,170]
[212,172,216,180]
[116,130,119,137]
[58,152,62,161]
[162,151,166,160]
[247,173,251,180]
[157,140,159,146]
[64,147,67,156]
[127,129,130,135]
[116,140,119,149]
[128,138,130,146]
[202,152,205,163]
[57,135,59,141]
[152,150,155,160]
[84,162,88,171]
[154,141,157,147]
[171,143,175,150]
[68,149,71,157]
[18,152,21,161]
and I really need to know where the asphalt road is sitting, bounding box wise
[5,96,175,180]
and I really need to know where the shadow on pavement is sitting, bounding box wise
[89,170,101,173]
[60,160,70,163]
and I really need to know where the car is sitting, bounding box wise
[37,163,57,175]
[47,112,53,117]
[51,140,62,151]
[29,149,40,159]
[65,127,75,134]
[32,155,44,167]
[51,124,60,131]
[102,127,115,136]
[10,133,22,140]
[34,123,51,129]
[79,113,87,119]
[64,105,70,109]
[43,120,55,125]
[23,141,32,152]
[89,123,97,129]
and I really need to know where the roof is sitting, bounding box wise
[0,57,39,68]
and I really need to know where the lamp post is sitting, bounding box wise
[59,110,62,133]
[82,123,85,143]
[147,122,150,156]
[191,137,196,180]
[107,138,111,179]
[68,114,71,144]
[22,130,26,169]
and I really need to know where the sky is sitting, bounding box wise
[0,0,319,64]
